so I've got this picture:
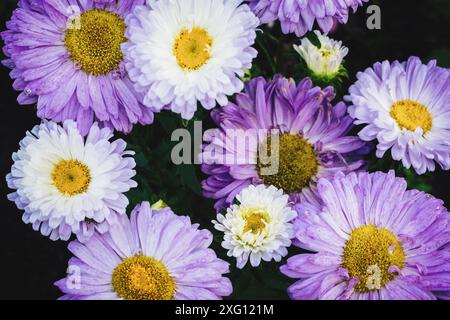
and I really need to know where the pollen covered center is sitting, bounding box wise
[390,100,432,133]
[65,9,126,75]
[112,255,176,300]
[242,209,270,235]
[173,27,213,71]
[51,159,91,196]
[257,134,318,194]
[342,225,405,292]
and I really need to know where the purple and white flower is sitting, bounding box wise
[6,120,137,242]
[200,75,369,211]
[55,202,233,300]
[123,0,259,119]
[282,171,450,300]
[1,0,154,135]
[345,57,450,174]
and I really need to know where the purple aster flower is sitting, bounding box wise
[6,120,137,242]
[55,202,233,300]
[200,75,369,211]
[248,0,369,36]
[1,0,155,135]
[345,57,450,174]
[281,171,450,300]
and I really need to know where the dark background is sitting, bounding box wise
[0,0,449,300]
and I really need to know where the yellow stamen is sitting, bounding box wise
[342,225,405,292]
[257,134,318,194]
[51,159,91,196]
[173,27,213,71]
[65,9,126,75]
[242,208,270,235]
[319,48,334,58]
[390,100,432,133]
[112,255,176,300]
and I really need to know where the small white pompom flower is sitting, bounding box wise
[294,31,348,81]
[213,184,296,269]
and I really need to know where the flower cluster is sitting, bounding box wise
[2,0,450,300]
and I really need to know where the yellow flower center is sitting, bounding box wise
[65,9,126,75]
[173,27,213,71]
[51,160,91,196]
[390,100,432,133]
[112,255,176,300]
[242,208,270,235]
[257,134,318,194]
[342,225,405,292]
[319,48,334,58]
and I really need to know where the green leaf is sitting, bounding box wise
[176,164,202,195]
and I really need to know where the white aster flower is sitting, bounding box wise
[213,184,296,269]
[293,30,348,79]
[123,0,259,119]
[6,120,137,242]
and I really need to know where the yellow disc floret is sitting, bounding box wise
[173,27,213,71]
[342,225,405,292]
[65,9,126,75]
[390,100,432,133]
[242,208,270,235]
[51,159,91,196]
[319,48,334,58]
[112,255,176,300]
[257,134,318,194]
